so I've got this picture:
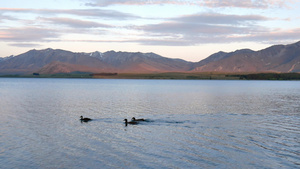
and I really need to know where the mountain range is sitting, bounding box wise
[0,41,299,75]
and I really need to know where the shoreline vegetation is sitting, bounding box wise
[0,72,300,80]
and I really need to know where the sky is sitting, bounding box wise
[0,0,300,62]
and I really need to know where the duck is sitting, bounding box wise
[124,119,138,126]
[80,116,92,122]
[131,117,145,121]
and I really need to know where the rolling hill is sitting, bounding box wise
[0,41,299,75]
[193,41,300,73]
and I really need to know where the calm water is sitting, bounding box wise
[0,78,299,169]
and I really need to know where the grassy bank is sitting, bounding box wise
[92,72,300,80]
[0,73,93,79]
[93,72,239,80]
[226,73,300,80]
[1,72,300,80]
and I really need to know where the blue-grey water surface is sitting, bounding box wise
[0,78,299,168]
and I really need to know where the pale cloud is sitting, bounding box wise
[124,12,300,46]
[1,10,295,47]
[0,8,139,20]
[0,27,60,42]
[39,17,112,28]
[236,28,300,43]
[174,13,271,25]
[131,28,300,46]
[61,27,300,46]
[140,22,253,36]
[0,13,16,22]
[83,0,296,8]
[84,0,190,6]
[9,43,42,48]
[0,8,123,44]
[200,0,295,8]
[135,13,271,45]
[0,2,298,50]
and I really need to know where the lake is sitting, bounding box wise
[0,78,299,168]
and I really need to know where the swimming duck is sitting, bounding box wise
[131,117,145,121]
[124,119,138,126]
[80,116,92,122]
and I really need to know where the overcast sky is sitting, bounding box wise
[1,0,300,61]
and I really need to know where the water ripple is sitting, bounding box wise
[1,79,300,168]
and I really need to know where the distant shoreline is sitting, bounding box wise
[1,72,300,80]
